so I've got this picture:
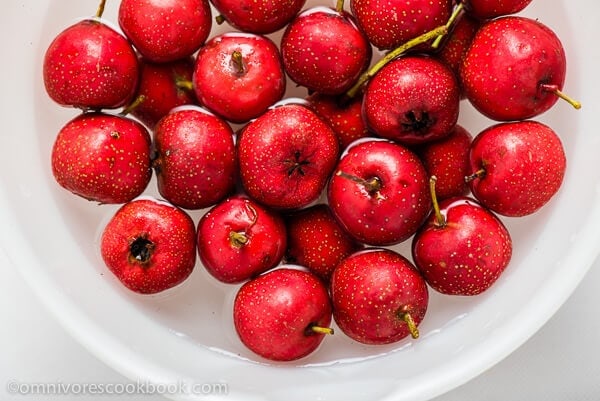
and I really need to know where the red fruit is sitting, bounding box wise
[280,7,371,95]
[327,139,431,246]
[330,248,429,344]
[306,93,370,150]
[467,120,567,217]
[460,16,574,121]
[197,195,287,284]
[152,107,237,210]
[51,112,152,204]
[43,18,139,109]
[350,0,452,50]
[285,204,362,282]
[363,56,460,145]
[233,267,333,361]
[463,0,533,20]
[100,198,197,294]
[130,57,197,129]
[118,0,212,63]
[210,0,307,34]
[417,124,473,200]
[237,103,339,210]
[412,184,512,295]
[193,32,286,123]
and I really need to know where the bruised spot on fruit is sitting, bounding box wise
[400,110,435,134]
[128,235,155,266]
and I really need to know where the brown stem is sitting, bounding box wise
[231,50,245,75]
[336,0,345,13]
[229,231,249,248]
[345,25,448,98]
[429,176,446,228]
[336,170,382,196]
[215,14,226,25]
[95,0,107,18]
[464,168,486,183]
[540,83,582,110]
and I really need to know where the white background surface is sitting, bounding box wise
[2,251,599,401]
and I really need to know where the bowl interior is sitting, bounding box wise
[2,0,600,400]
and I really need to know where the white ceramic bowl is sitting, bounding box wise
[2,1,599,400]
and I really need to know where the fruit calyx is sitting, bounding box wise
[128,235,155,266]
[539,83,582,110]
[285,150,311,177]
[336,170,383,199]
[401,110,435,134]
[397,307,420,339]
[429,176,446,228]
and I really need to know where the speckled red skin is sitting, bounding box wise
[193,33,286,123]
[100,198,197,294]
[330,248,428,345]
[130,57,198,130]
[460,16,566,122]
[210,0,306,34]
[237,104,339,210]
[233,267,332,361]
[463,0,533,20]
[412,197,512,296]
[43,19,139,110]
[327,140,431,246]
[118,0,212,63]
[152,108,237,210]
[306,93,370,150]
[197,195,287,284]
[280,7,371,95]
[468,120,566,217]
[350,0,452,50]
[435,13,481,98]
[417,124,473,200]
[363,56,460,145]
[51,113,152,204]
[285,204,362,282]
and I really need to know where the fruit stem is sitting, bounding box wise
[309,325,335,335]
[429,176,446,228]
[464,168,486,183]
[120,95,146,116]
[345,24,448,98]
[95,0,107,18]
[215,14,226,25]
[231,51,245,75]
[336,0,345,13]
[431,2,465,49]
[175,78,194,92]
[336,170,383,198]
[229,231,249,248]
[398,311,420,339]
[540,84,582,110]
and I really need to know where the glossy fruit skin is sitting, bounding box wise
[197,195,287,283]
[463,0,533,20]
[51,113,152,204]
[417,124,473,200]
[350,0,452,50]
[193,33,286,123]
[468,120,567,217]
[285,204,362,282]
[412,197,513,295]
[363,56,460,145]
[237,104,339,210]
[130,57,198,130]
[152,108,237,210]
[306,93,370,150]
[280,7,371,95]
[330,248,429,345]
[43,19,139,109]
[460,16,567,121]
[210,0,307,34]
[233,267,332,361]
[100,198,197,294]
[118,0,212,63]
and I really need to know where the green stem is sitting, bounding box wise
[336,0,345,13]
[431,2,465,49]
[429,176,446,228]
[120,95,146,116]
